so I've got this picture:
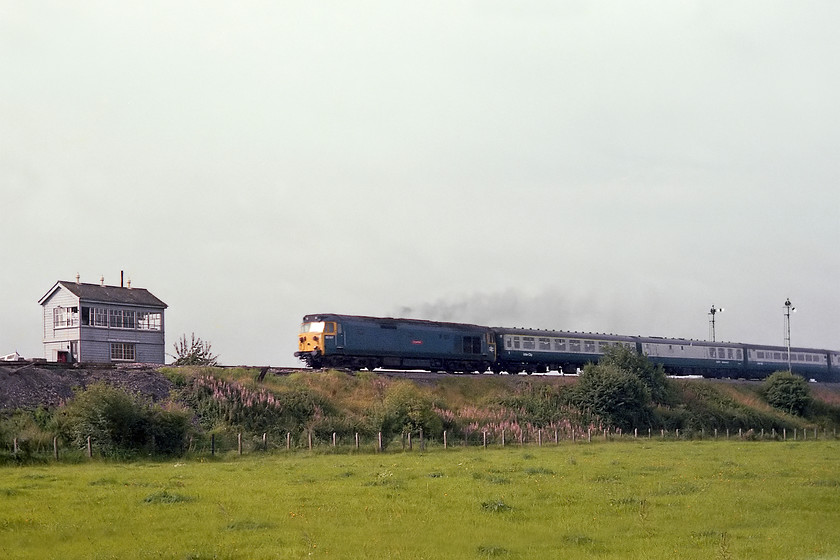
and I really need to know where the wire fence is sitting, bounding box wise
[2,425,838,462]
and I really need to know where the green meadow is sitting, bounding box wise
[2,441,840,560]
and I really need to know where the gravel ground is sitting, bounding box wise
[0,363,174,410]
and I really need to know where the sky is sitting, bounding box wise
[2,1,838,366]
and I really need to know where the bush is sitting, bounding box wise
[55,383,190,457]
[763,371,812,416]
[573,362,653,431]
[171,333,218,366]
[600,345,671,404]
[371,382,443,443]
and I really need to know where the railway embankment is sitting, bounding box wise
[3,363,840,461]
[0,362,173,410]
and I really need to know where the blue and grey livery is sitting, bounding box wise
[296,313,840,382]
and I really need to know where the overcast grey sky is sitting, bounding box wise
[2,1,838,366]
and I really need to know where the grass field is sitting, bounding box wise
[2,441,840,559]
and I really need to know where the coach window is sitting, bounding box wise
[727,349,733,359]
[584,341,596,353]
[539,338,551,350]
[513,337,520,349]
[324,322,335,334]
[709,348,716,358]
[523,337,535,350]
[554,339,566,351]
[569,340,581,352]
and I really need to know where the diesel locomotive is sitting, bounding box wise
[295,313,840,382]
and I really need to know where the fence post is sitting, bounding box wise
[420,428,424,451]
[661,429,665,439]
[443,430,447,450]
[87,436,92,458]
[263,433,267,451]
[211,434,215,456]
[538,429,542,447]
[501,430,505,447]
[676,429,679,440]
[13,438,18,455]
[238,433,242,455]
[333,432,337,447]
[408,432,412,451]
[726,429,729,440]
[587,429,591,443]
[634,428,638,439]
[286,432,291,450]
[483,431,487,449]
[308,431,312,451]
[783,428,787,441]
[714,428,718,440]
[554,430,558,444]
[378,432,382,452]
[355,432,359,450]
[54,436,59,460]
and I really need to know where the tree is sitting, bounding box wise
[763,371,812,416]
[171,333,218,366]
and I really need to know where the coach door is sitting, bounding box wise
[486,332,496,360]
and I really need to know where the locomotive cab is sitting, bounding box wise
[295,319,339,368]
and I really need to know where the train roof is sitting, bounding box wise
[491,327,635,342]
[301,313,492,331]
[493,327,839,354]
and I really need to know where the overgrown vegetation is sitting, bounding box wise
[170,333,218,366]
[762,370,813,416]
[2,354,840,461]
[53,382,191,457]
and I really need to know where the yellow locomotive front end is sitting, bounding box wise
[294,318,336,368]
